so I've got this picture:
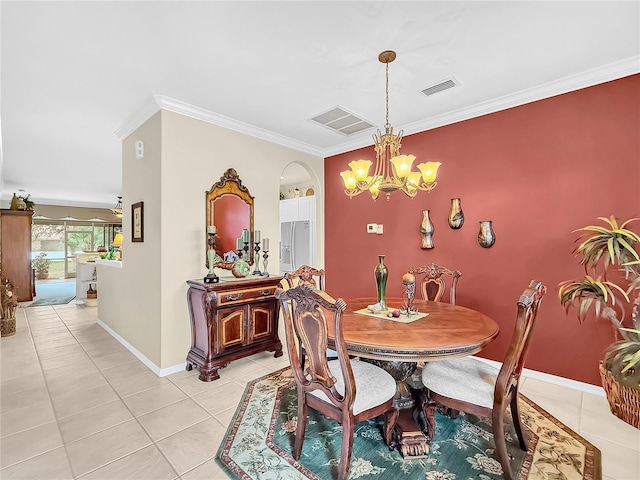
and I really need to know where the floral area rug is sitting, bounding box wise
[216,368,601,480]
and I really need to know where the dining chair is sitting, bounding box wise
[420,280,546,480]
[409,262,462,304]
[276,284,399,480]
[283,264,325,290]
[283,264,337,362]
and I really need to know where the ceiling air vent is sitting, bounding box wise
[421,78,460,97]
[309,106,374,136]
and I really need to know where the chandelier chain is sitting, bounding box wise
[384,61,390,130]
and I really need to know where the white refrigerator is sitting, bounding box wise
[280,220,312,274]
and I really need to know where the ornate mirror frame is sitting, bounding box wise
[206,168,254,269]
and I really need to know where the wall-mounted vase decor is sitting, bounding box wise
[448,198,464,229]
[374,255,388,311]
[420,210,435,249]
[478,220,496,248]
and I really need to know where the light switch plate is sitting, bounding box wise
[376,224,384,234]
[367,223,377,233]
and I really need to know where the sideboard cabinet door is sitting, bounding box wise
[186,276,283,381]
[218,307,246,352]
[249,304,274,343]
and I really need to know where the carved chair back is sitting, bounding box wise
[277,284,352,408]
[409,262,462,304]
[284,265,325,290]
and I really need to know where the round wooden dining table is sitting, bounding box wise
[326,297,500,458]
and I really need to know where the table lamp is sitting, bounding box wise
[112,233,123,260]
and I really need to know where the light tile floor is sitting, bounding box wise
[1,303,639,479]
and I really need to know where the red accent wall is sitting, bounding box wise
[324,74,640,385]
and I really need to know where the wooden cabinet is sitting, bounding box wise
[0,210,34,302]
[185,275,284,381]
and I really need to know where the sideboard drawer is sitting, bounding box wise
[218,286,276,306]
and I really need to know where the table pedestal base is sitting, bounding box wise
[393,409,430,457]
[365,360,431,458]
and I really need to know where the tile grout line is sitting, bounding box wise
[20,306,174,479]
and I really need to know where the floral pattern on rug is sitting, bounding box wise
[216,368,601,480]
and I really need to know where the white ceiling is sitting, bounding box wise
[2,1,638,208]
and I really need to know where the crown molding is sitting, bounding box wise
[114,95,324,157]
[115,56,639,159]
[114,96,162,141]
[323,56,640,157]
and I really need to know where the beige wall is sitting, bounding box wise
[98,112,163,366]
[100,109,324,370]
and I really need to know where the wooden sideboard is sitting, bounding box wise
[1,209,34,302]
[185,275,284,381]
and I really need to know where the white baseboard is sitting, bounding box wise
[94,319,605,394]
[97,319,187,377]
[473,356,605,397]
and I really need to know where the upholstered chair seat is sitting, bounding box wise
[422,357,498,409]
[311,359,397,415]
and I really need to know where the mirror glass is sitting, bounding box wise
[206,168,254,269]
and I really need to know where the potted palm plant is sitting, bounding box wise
[559,216,640,429]
[32,252,51,280]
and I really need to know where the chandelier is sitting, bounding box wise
[111,196,123,218]
[340,50,441,201]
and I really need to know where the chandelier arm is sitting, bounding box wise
[400,186,419,199]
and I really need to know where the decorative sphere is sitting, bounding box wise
[402,272,416,285]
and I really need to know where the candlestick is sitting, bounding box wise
[262,238,269,252]
[401,272,417,315]
[262,249,270,277]
[242,229,250,243]
[252,241,262,275]
[254,230,260,243]
[243,241,250,261]
[236,237,243,250]
[204,230,219,283]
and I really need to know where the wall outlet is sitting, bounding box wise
[367,223,377,233]
[376,224,384,234]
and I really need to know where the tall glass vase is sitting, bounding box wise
[478,220,496,248]
[420,210,435,249]
[448,198,464,229]
[374,255,388,311]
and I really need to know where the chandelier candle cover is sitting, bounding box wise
[340,50,442,201]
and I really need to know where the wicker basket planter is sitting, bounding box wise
[1,317,16,337]
[599,362,640,429]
